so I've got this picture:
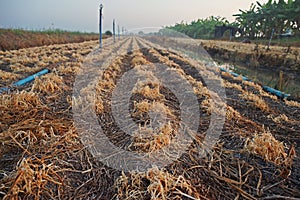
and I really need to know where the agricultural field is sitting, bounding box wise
[0,36,300,200]
[0,28,100,51]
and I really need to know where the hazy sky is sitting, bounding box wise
[0,0,268,33]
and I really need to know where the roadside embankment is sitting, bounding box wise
[201,40,300,72]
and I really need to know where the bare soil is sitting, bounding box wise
[0,37,299,200]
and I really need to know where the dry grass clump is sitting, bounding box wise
[1,118,73,150]
[1,123,78,199]
[133,82,164,100]
[97,78,115,93]
[94,58,125,113]
[0,91,45,131]
[267,114,289,123]
[226,105,242,120]
[95,59,123,95]
[31,73,67,94]
[225,81,243,92]
[10,63,42,74]
[242,81,277,100]
[150,101,174,118]
[131,50,149,66]
[57,62,81,75]
[3,157,62,200]
[157,54,175,67]
[201,98,212,114]
[1,110,76,199]
[0,91,41,108]
[242,80,262,91]
[102,68,119,82]
[132,100,151,118]
[95,98,104,114]
[284,99,300,108]
[129,93,178,152]
[245,130,288,165]
[133,100,175,118]
[0,70,21,82]
[131,122,175,152]
[240,91,269,111]
[115,167,201,200]
[180,71,210,99]
[131,56,149,66]
[193,84,210,99]
[259,90,278,100]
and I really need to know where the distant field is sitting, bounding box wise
[0,28,106,51]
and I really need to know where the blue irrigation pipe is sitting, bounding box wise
[0,68,50,94]
[219,67,290,99]
[262,86,290,99]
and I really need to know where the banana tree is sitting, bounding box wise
[234,3,260,39]
[234,0,299,39]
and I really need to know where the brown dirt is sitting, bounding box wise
[0,37,299,200]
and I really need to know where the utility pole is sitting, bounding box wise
[118,25,120,39]
[99,4,103,48]
[113,19,116,43]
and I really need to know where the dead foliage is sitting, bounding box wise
[0,37,299,200]
[244,130,294,166]
[240,91,270,111]
[31,73,68,94]
[115,167,202,200]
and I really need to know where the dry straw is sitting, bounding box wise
[244,130,289,165]
[115,167,202,200]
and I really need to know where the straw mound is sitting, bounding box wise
[31,73,67,94]
[133,82,164,100]
[4,157,62,199]
[0,70,21,83]
[240,91,270,111]
[0,92,45,132]
[115,167,202,200]
[245,130,295,165]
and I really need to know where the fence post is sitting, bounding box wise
[99,4,103,48]
[113,19,116,43]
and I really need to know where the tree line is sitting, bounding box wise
[166,0,300,40]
